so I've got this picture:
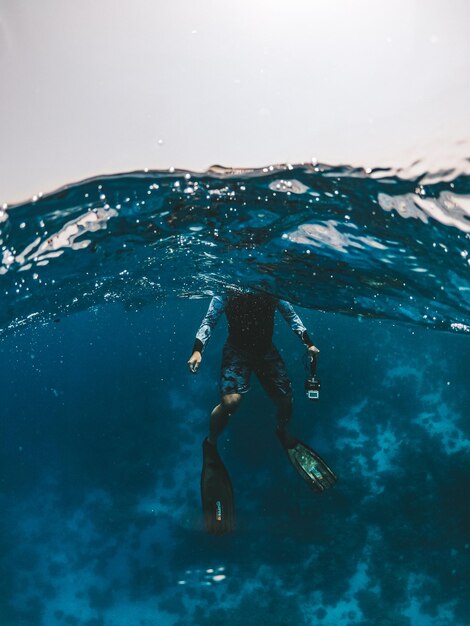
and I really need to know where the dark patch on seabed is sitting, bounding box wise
[0,161,469,625]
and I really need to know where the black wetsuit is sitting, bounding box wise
[192,293,314,399]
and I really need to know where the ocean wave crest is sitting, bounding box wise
[1,161,469,335]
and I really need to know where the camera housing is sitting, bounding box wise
[305,376,321,400]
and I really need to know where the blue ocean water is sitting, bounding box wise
[0,162,469,625]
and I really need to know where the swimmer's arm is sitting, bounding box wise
[188,296,226,372]
[276,300,318,352]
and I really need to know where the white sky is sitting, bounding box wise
[0,0,469,203]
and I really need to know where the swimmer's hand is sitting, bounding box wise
[188,351,202,373]
[308,345,320,356]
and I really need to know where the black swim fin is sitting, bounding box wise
[201,438,235,535]
[277,429,337,492]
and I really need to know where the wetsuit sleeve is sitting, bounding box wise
[192,296,226,354]
[277,300,314,348]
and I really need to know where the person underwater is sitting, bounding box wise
[188,290,337,535]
